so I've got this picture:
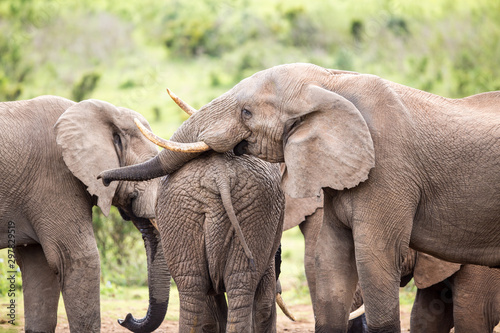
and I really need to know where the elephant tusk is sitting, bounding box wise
[276,293,296,322]
[166,88,197,116]
[149,218,158,231]
[349,304,365,320]
[134,118,210,153]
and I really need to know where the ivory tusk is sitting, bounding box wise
[134,118,210,153]
[276,293,296,322]
[166,88,197,116]
[149,218,158,231]
[348,304,365,320]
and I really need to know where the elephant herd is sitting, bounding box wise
[1,62,499,333]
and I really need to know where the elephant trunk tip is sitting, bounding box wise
[117,313,133,326]
[118,312,161,333]
[97,172,112,187]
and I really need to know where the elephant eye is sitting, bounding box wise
[241,108,252,120]
[113,133,122,151]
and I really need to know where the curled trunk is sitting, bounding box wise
[120,218,170,333]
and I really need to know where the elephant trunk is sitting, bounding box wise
[98,116,207,185]
[119,218,170,333]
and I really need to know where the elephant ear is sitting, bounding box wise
[283,194,323,231]
[280,164,323,230]
[413,252,461,289]
[282,85,375,198]
[54,99,121,216]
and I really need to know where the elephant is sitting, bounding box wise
[124,149,285,332]
[282,190,367,332]
[404,252,500,333]
[284,193,500,332]
[99,63,500,332]
[0,95,170,333]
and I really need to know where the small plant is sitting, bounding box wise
[71,71,101,102]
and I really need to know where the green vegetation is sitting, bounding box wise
[0,0,499,324]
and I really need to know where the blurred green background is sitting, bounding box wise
[1,0,499,327]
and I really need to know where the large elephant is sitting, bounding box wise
[0,96,170,333]
[129,150,285,332]
[99,63,500,332]
[284,194,500,332]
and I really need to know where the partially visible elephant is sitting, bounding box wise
[405,252,500,333]
[284,193,500,333]
[0,96,169,332]
[99,63,500,332]
[282,191,323,312]
[283,191,365,332]
[126,150,284,332]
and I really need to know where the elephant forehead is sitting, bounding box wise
[116,107,148,129]
[234,71,279,100]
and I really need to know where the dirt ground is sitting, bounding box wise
[5,303,408,332]
[3,303,499,332]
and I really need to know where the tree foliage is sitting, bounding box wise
[92,207,147,286]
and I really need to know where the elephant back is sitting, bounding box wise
[156,151,285,292]
[0,96,75,200]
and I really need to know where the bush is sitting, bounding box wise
[71,71,101,102]
[92,207,148,287]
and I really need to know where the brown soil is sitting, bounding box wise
[0,303,398,332]
[4,303,499,332]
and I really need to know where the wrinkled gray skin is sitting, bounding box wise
[282,193,367,332]
[99,63,500,332]
[154,151,284,333]
[0,96,169,333]
[404,252,500,333]
[284,195,500,333]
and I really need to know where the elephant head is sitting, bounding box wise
[54,99,169,331]
[55,99,159,218]
[98,63,375,199]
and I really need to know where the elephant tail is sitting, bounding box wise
[216,174,256,271]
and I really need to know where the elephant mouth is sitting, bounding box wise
[118,206,153,222]
[117,207,134,221]
[118,208,158,233]
[233,140,249,156]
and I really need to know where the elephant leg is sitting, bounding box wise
[225,273,256,333]
[313,215,358,332]
[355,245,404,332]
[202,294,228,333]
[253,263,277,333]
[15,244,60,333]
[41,227,101,332]
[352,196,416,333]
[59,248,101,332]
[452,265,499,333]
[299,210,322,312]
[176,275,215,333]
[410,282,454,333]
